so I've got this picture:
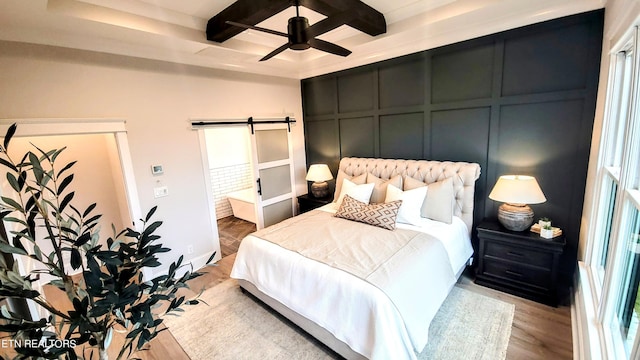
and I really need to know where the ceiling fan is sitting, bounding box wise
[226,1,351,61]
[206,0,386,62]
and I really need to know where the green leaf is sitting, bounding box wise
[145,206,158,222]
[0,241,27,255]
[3,217,28,227]
[83,203,97,217]
[59,191,74,213]
[30,142,51,161]
[0,158,17,171]
[75,233,91,247]
[3,123,17,151]
[84,214,102,226]
[1,196,24,213]
[28,152,44,184]
[50,146,67,162]
[58,160,76,177]
[57,174,74,196]
[70,248,82,270]
[205,251,217,265]
[6,172,21,192]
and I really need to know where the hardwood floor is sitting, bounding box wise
[10,220,573,359]
[217,216,255,257]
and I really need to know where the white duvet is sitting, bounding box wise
[230,204,473,359]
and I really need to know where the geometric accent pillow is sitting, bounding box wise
[335,194,402,230]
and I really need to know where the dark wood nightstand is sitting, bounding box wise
[475,220,566,306]
[297,194,333,214]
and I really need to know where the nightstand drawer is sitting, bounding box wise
[483,260,552,289]
[484,241,554,269]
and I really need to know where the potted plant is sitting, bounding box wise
[0,123,214,359]
[538,217,551,228]
[540,224,554,239]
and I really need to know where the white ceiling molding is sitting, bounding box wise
[0,0,604,79]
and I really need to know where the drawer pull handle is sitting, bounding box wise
[507,251,525,257]
[505,270,523,278]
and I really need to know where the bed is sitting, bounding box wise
[230,157,481,359]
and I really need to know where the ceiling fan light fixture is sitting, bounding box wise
[289,17,310,50]
[207,0,386,61]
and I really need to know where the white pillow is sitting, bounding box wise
[336,178,375,206]
[384,184,427,226]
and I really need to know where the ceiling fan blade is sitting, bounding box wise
[260,42,292,61]
[308,38,351,57]
[225,21,288,38]
[306,11,354,38]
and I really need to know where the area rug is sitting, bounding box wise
[163,279,514,360]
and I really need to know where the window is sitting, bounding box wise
[586,27,640,359]
[592,47,635,287]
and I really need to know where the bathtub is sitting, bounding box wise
[226,188,256,224]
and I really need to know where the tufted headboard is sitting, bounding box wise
[337,157,481,234]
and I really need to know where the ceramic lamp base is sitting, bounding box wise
[498,203,534,231]
[310,181,329,198]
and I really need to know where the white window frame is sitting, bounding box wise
[583,26,640,359]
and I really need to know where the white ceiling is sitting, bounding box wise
[0,0,604,79]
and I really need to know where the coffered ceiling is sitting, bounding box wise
[0,0,604,79]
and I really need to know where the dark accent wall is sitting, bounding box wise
[301,10,604,292]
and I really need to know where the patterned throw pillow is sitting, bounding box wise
[335,194,402,230]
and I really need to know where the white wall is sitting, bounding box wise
[579,0,640,260]
[7,134,126,242]
[205,127,251,168]
[0,41,306,275]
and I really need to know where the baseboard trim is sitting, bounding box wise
[146,250,218,281]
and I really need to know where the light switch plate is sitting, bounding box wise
[154,186,169,198]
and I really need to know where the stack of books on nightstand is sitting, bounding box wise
[530,223,563,237]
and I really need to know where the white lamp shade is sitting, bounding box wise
[488,175,546,205]
[305,164,333,182]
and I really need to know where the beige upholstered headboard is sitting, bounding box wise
[337,157,481,234]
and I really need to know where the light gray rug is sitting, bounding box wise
[164,279,514,360]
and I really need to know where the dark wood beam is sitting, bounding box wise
[206,0,385,43]
[207,0,292,42]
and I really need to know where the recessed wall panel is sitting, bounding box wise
[497,100,585,226]
[379,60,425,108]
[339,117,375,158]
[338,72,374,113]
[305,120,339,168]
[431,108,490,165]
[379,113,423,159]
[303,78,335,116]
[431,44,494,103]
[502,23,590,96]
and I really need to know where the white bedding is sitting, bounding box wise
[230,204,473,360]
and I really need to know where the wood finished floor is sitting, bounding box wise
[217,216,255,257]
[25,218,572,359]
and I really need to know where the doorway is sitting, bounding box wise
[202,126,256,257]
[0,119,141,319]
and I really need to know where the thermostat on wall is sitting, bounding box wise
[151,164,164,175]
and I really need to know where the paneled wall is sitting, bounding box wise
[301,10,604,286]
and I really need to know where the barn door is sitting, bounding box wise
[249,123,296,229]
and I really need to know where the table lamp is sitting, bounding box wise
[306,164,333,198]
[489,175,546,231]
